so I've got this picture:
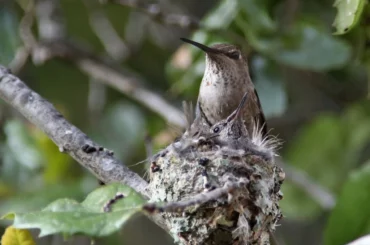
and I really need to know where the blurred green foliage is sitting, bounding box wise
[0,6,20,65]
[3,183,145,238]
[324,162,370,245]
[0,0,370,244]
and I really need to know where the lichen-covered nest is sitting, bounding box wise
[147,133,284,245]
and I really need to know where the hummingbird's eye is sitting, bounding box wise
[227,51,240,60]
[213,126,220,133]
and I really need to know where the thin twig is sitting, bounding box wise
[108,0,200,29]
[0,65,169,232]
[8,1,35,74]
[143,181,240,213]
[0,66,148,196]
[33,39,186,128]
[35,0,66,40]
[83,0,130,61]
[32,0,185,128]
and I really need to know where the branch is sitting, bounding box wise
[144,181,240,213]
[32,40,186,128]
[83,0,130,61]
[35,0,66,40]
[276,157,336,209]
[33,0,186,129]
[108,0,200,29]
[0,66,148,197]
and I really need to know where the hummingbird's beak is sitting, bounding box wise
[226,92,248,123]
[180,38,221,54]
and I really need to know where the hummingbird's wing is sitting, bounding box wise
[253,88,268,137]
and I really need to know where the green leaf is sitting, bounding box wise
[3,183,146,237]
[251,55,287,117]
[333,0,366,34]
[324,162,370,245]
[275,24,352,70]
[237,0,276,33]
[0,179,93,222]
[236,2,351,70]
[0,6,21,65]
[281,102,370,219]
[202,0,239,29]
[4,120,44,170]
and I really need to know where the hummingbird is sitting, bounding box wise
[180,38,267,138]
[209,92,272,161]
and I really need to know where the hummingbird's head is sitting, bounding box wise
[180,38,249,77]
[209,92,249,139]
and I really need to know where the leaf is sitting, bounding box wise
[4,120,44,171]
[275,24,352,70]
[202,0,239,29]
[324,162,370,245]
[0,6,21,65]
[236,2,352,70]
[1,226,36,245]
[0,180,92,222]
[90,102,146,161]
[333,0,366,34]
[251,55,287,118]
[281,103,370,219]
[237,0,276,33]
[3,183,146,237]
[31,126,73,184]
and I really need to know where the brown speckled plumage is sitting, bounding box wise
[181,39,267,137]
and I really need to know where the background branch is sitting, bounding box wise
[0,66,148,196]
[280,160,336,209]
[108,0,200,29]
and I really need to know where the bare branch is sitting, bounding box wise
[32,40,186,128]
[83,0,130,61]
[35,0,66,40]
[0,66,148,197]
[8,1,35,74]
[108,0,200,29]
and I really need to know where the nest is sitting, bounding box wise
[147,129,285,245]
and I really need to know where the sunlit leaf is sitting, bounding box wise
[3,183,146,237]
[333,0,366,34]
[31,127,73,184]
[324,162,370,245]
[1,226,36,245]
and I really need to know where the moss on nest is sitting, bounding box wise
[147,136,284,245]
